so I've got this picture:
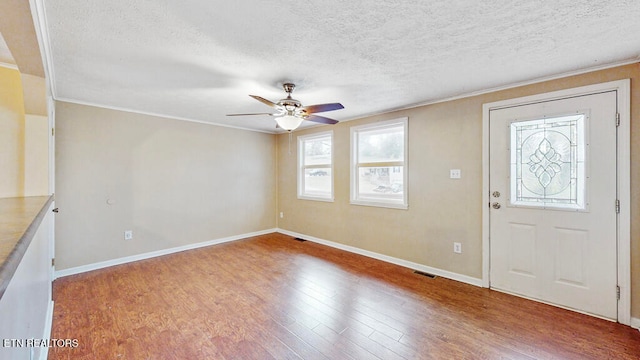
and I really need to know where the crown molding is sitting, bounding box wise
[337,57,640,124]
[55,96,277,134]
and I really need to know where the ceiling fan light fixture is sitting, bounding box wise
[275,114,303,131]
[227,83,343,131]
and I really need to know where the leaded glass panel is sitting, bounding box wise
[510,114,586,210]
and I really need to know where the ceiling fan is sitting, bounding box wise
[227,83,344,131]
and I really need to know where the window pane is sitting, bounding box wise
[510,114,585,210]
[350,118,407,208]
[304,167,332,197]
[357,125,404,163]
[299,132,333,201]
[304,136,331,166]
[357,166,404,200]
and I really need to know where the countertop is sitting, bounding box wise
[0,196,53,300]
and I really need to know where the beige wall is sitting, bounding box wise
[21,74,47,116]
[277,63,640,317]
[21,72,49,197]
[55,102,277,270]
[0,67,49,198]
[24,114,49,196]
[0,66,25,197]
[0,0,44,77]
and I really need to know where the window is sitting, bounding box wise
[510,114,586,210]
[298,131,333,201]
[351,118,408,209]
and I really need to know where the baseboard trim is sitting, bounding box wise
[277,228,483,287]
[39,300,54,360]
[54,229,277,278]
[52,227,636,330]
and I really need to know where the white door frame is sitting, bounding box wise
[48,95,55,281]
[482,79,631,325]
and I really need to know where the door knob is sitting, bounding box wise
[492,202,501,209]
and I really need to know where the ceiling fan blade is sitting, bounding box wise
[226,112,275,116]
[304,114,339,125]
[300,103,344,114]
[249,95,278,108]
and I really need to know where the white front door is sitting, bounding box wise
[489,90,618,320]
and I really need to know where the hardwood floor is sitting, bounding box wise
[50,233,640,359]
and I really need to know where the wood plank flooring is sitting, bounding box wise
[50,233,640,359]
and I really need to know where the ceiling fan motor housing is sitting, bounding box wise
[279,83,302,113]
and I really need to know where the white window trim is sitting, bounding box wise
[297,131,334,202]
[350,117,408,209]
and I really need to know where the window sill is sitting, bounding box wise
[350,199,408,210]
[298,195,334,203]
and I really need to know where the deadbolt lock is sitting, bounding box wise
[492,191,501,198]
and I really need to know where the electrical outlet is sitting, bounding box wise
[124,230,133,240]
[280,212,284,219]
[453,242,462,254]
[450,169,461,179]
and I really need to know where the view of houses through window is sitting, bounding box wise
[297,118,408,208]
[298,131,333,201]
[351,118,408,208]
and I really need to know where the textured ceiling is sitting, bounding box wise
[40,0,640,133]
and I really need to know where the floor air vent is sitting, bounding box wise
[414,270,436,279]
[294,237,307,242]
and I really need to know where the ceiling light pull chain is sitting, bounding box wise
[288,131,293,155]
